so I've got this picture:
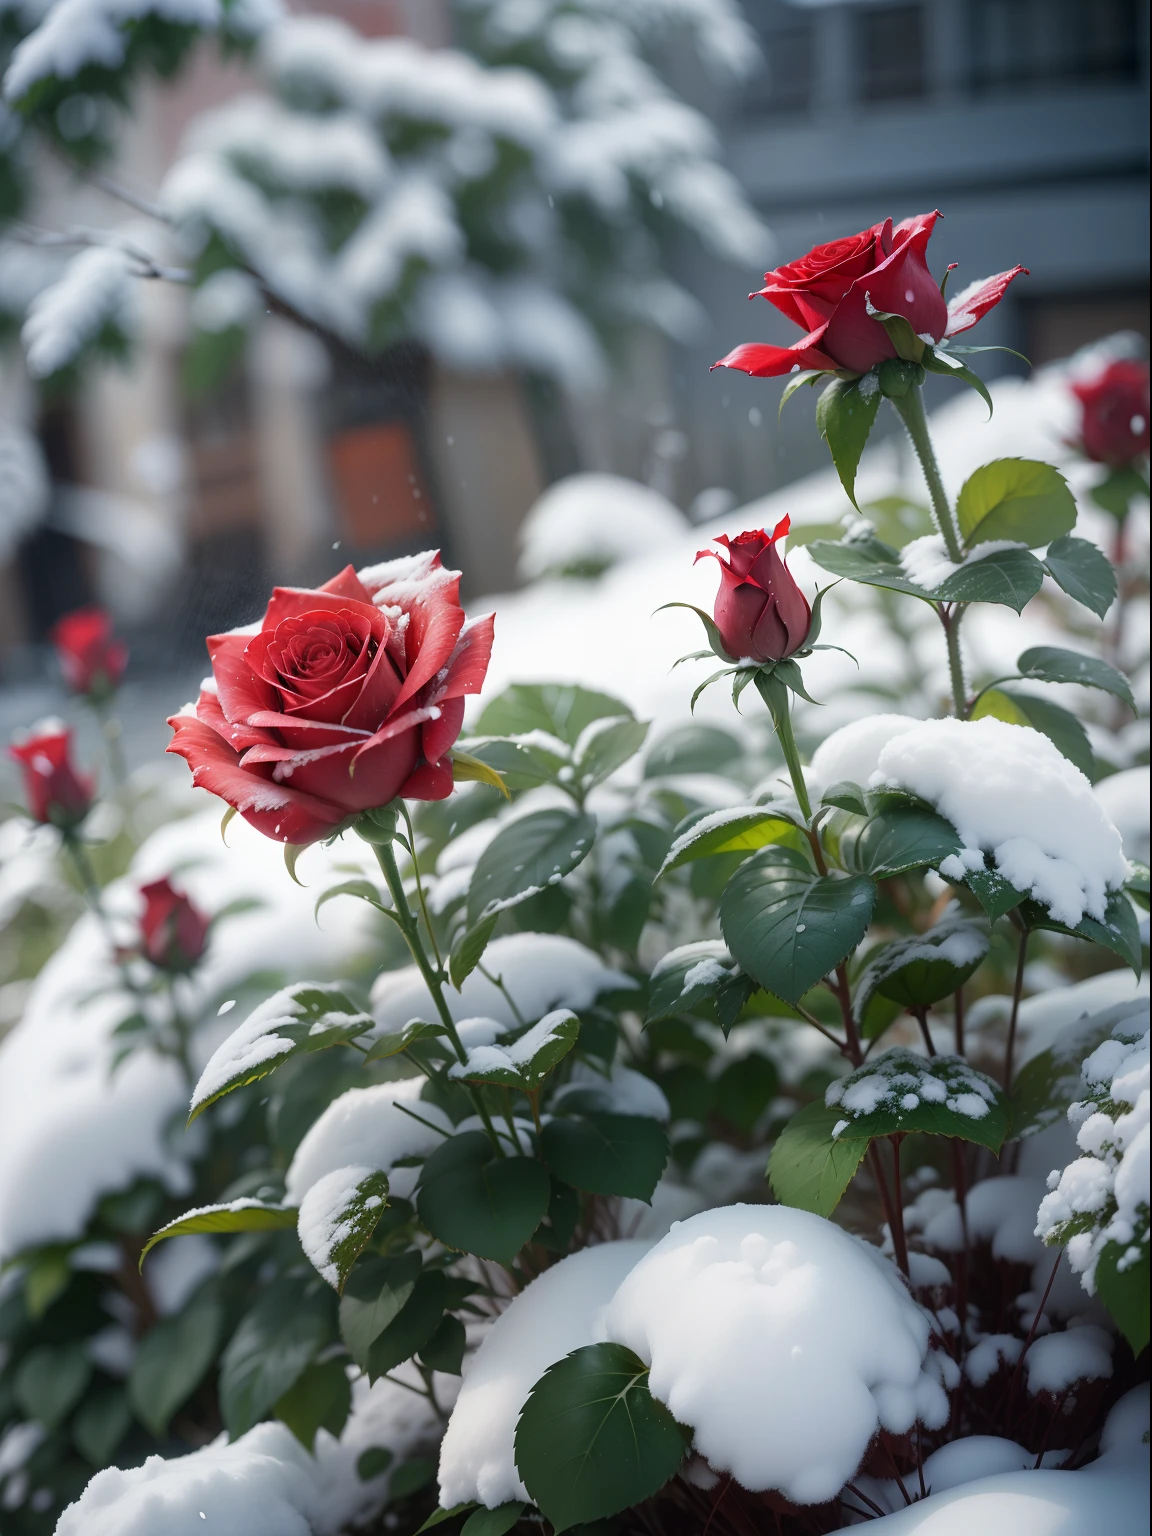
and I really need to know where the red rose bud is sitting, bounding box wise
[696,517,811,663]
[50,607,128,700]
[713,211,1027,379]
[167,555,495,845]
[139,877,210,972]
[8,720,95,828]
[1071,358,1150,467]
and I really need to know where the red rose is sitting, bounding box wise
[1071,358,1150,467]
[50,607,128,699]
[139,877,210,972]
[696,517,811,662]
[167,555,495,845]
[714,211,1027,378]
[8,720,94,828]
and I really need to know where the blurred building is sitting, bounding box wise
[675,0,1150,505]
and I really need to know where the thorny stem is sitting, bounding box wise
[938,603,969,718]
[1004,922,1030,1091]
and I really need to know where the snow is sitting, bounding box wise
[518,473,687,581]
[190,982,373,1117]
[826,1049,999,1127]
[21,244,134,380]
[371,933,633,1033]
[0,417,49,562]
[1036,1017,1149,1296]
[0,807,379,1261]
[872,717,1129,927]
[900,535,1029,591]
[552,1059,672,1121]
[144,1233,218,1315]
[296,1164,382,1289]
[920,1437,1034,1494]
[603,1204,949,1504]
[806,715,920,797]
[437,1240,649,1509]
[1024,1323,1113,1395]
[964,1334,1023,1388]
[448,1007,576,1083]
[1095,766,1150,865]
[905,1177,1048,1265]
[284,1077,452,1207]
[56,1364,449,1536]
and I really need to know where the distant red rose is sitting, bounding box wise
[50,608,128,699]
[714,212,1027,378]
[9,720,94,828]
[139,877,210,972]
[1071,358,1150,467]
[167,555,495,845]
[696,517,811,662]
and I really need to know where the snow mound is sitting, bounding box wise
[906,1176,1048,1264]
[56,1365,447,1536]
[1094,766,1150,865]
[806,714,919,797]
[517,473,687,581]
[371,933,633,1032]
[1025,1324,1113,1395]
[552,1060,672,1121]
[603,1204,949,1504]
[872,716,1129,927]
[437,1240,649,1510]
[284,1077,452,1207]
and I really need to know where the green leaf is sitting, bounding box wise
[418,1146,551,1264]
[839,805,962,878]
[338,1252,423,1368]
[73,1383,131,1465]
[853,920,988,1021]
[303,1168,390,1292]
[128,1291,223,1437]
[1042,535,1117,619]
[779,368,828,415]
[964,865,1027,921]
[462,738,568,793]
[646,942,736,1024]
[357,1446,395,1482]
[643,724,743,779]
[363,1019,449,1063]
[218,1274,335,1437]
[188,982,375,1121]
[655,601,736,664]
[955,459,1077,549]
[934,547,1046,612]
[140,1198,297,1265]
[477,684,633,748]
[15,1343,92,1431]
[1020,889,1143,976]
[921,347,993,415]
[720,847,876,1007]
[366,1272,450,1382]
[466,809,596,928]
[275,1356,352,1449]
[449,913,499,990]
[391,1458,437,1499]
[416,1506,475,1532]
[1009,999,1143,1141]
[767,1101,867,1217]
[22,1250,70,1320]
[575,716,649,789]
[862,300,925,362]
[829,1048,1009,1153]
[816,376,882,507]
[419,1313,467,1375]
[1090,465,1149,520]
[1095,1240,1149,1356]
[807,535,933,601]
[451,749,511,798]
[657,808,801,878]
[315,879,388,920]
[1015,646,1135,711]
[453,1010,580,1092]
[540,1114,669,1201]
[821,781,869,816]
[461,1505,525,1536]
[515,1342,686,1532]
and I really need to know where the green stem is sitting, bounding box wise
[940,604,968,718]
[399,803,443,969]
[1004,922,1030,1092]
[892,386,962,562]
[95,702,128,789]
[756,676,812,821]
[370,834,505,1153]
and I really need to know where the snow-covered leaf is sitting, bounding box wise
[139,1198,297,1265]
[645,940,737,1023]
[297,1166,390,1292]
[955,459,1077,549]
[188,981,374,1121]
[657,806,802,878]
[1016,646,1135,711]
[514,1342,686,1533]
[839,804,963,878]
[448,1009,579,1091]
[466,808,596,927]
[1010,999,1147,1142]
[476,683,631,748]
[853,919,988,1020]
[574,714,649,789]
[826,1048,1008,1152]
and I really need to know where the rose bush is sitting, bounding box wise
[714,210,1027,378]
[166,555,494,845]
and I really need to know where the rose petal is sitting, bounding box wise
[166,713,345,845]
[398,758,454,801]
[945,266,1029,338]
[422,696,465,766]
[390,598,465,714]
[205,632,278,743]
[711,328,838,378]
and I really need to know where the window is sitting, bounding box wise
[970,0,1142,93]
[757,23,817,116]
[855,4,927,103]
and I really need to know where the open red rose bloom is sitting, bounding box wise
[167,554,494,845]
[714,210,1027,378]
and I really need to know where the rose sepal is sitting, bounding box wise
[449,749,510,798]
